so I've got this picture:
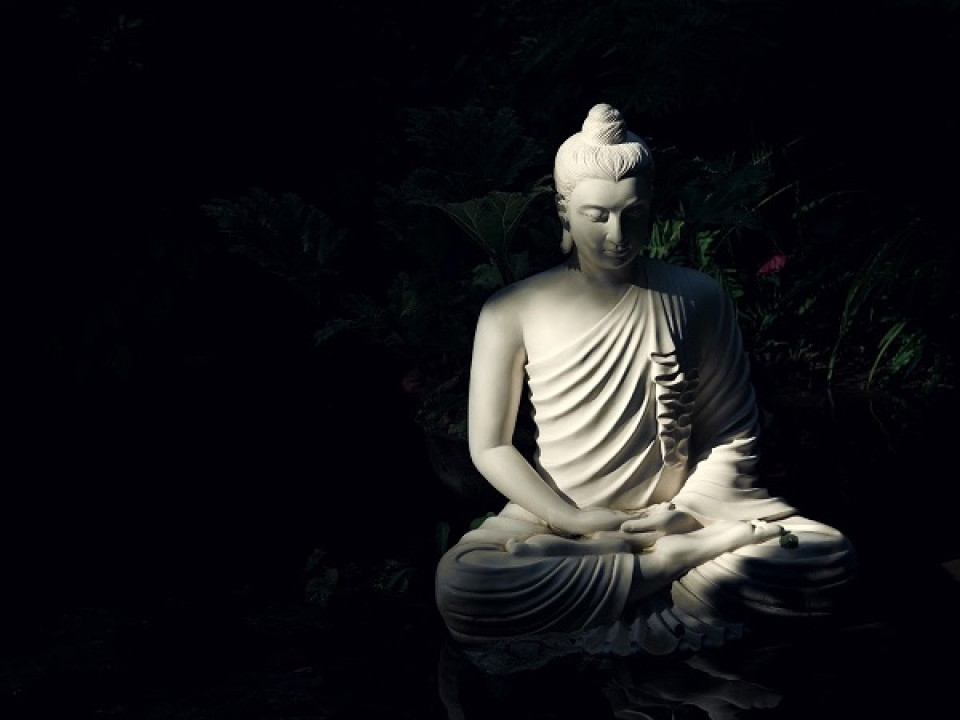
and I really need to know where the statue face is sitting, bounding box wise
[563,176,651,271]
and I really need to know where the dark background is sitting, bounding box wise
[7,0,958,618]
[6,0,959,608]
[4,1,959,717]
[8,0,468,611]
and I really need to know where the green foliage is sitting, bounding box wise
[435,521,451,556]
[202,187,347,305]
[475,0,794,124]
[305,106,556,439]
[425,185,552,288]
[203,187,345,269]
[200,2,956,452]
[303,549,339,608]
[303,549,422,606]
[824,214,954,392]
[448,0,954,401]
[642,141,955,397]
[397,105,544,204]
[57,5,148,80]
[432,190,540,256]
[647,150,778,305]
[371,559,417,596]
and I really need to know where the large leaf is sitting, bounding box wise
[431,189,547,257]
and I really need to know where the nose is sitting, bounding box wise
[606,215,623,246]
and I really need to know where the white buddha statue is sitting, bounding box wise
[435,103,857,657]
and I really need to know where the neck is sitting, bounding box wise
[565,252,638,288]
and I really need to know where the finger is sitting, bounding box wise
[623,503,675,520]
[620,517,664,533]
[592,529,658,550]
[623,531,661,550]
[746,520,787,544]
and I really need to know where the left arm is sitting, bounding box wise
[670,276,795,523]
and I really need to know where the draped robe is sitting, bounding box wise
[436,260,857,656]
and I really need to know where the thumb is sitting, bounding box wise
[623,531,661,550]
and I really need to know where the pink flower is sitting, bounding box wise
[757,253,788,276]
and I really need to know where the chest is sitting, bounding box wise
[521,287,639,362]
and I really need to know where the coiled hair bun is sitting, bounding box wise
[580,103,627,146]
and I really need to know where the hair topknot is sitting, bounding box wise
[553,103,653,206]
[581,103,627,145]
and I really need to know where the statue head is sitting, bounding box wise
[554,104,654,253]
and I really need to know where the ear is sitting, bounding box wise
[555,194,570,229]
[557,193,573,254]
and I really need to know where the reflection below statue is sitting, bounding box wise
[437,634,787,720]
[435,103,857,658]
[602,653,783,720]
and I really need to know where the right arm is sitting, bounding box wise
[467,294,629,537]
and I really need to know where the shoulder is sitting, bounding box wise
[645,259,729,305]
[644,260,737,342]
[472,270,565,357]
[480,266,569,321]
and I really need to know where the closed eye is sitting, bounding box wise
[580,209,608,222]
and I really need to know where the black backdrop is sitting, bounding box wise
[6,0,959,617]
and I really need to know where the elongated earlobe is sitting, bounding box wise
[556,193,573,253]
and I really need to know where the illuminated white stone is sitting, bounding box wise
[435,104,857,655]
